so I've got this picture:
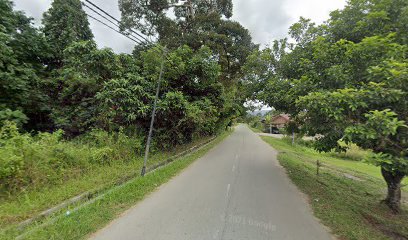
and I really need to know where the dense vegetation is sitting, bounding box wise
[0,0,252,196]
[244,0,407,212]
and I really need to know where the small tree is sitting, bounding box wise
[298,60,408,212]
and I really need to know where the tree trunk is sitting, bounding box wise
[381,167,405,213]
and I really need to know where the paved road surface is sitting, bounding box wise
[90,124,333,240]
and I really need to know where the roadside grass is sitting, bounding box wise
[0,141,202,227]
[329,143,369,161]
[277,136,407,191]
[0,130,232,240]
[260,136,408,240]
[249,125,263,133]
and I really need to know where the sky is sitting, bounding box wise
[13,0,346,53]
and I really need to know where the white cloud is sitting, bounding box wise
[13,0,52,25]
[232,0,346,46]
[283,0,347,24]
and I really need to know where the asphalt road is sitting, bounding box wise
[90,124,333,240]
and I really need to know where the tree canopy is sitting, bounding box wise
[0,0,248,149]
[42,0,94,68]
[245,0,407,211]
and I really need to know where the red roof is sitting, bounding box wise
[271,114,290,125]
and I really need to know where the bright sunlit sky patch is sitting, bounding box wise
[13,0,346,53]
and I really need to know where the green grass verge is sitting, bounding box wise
[1,130,232,240]
[248,125,263,133]
[0,136,214,229]
[260,136,408,240]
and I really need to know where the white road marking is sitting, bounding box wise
[226,184,231,198]
[232,165,235,172]
[212,229,220,239]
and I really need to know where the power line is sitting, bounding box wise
[83,0,152,44]
[86,14,144,45]
[82,2,146,46]
[64,0,185,77]
[82,0,184,75]
[64,0,147,46]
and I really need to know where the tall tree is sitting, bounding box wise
[328,0,408,44]
[120,0,254,129]
[42,0,94,68]
[119,0,233,37]
[0,0,50,130]
[119,0,254,84]
[50,41,121,135]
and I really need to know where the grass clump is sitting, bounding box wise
[261,136,408,240]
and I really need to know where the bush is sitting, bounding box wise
[330,143,369,161]
[90,147,114,165]
[0,109,28,128]
[0,122,144,194]
[0,121,31,191]
[82,128,143,160]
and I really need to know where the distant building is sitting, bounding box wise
[270,114,290,128]
[261,114,290,134]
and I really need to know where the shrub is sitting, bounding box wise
[90,147,114,165]
[0,109,28,128]
[0,122,143,194]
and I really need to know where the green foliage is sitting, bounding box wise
[345,110,407,173]
[328,0,408,43]
[0,122,142,194]
[119,0,233,36]
[254,0,408,155]
[50,41,136,135]
[1,0,246,144]
[120,0,254,88]
[0,109,28,127]
[96,75,152,129]
[42,0,94,68]
[136,45,227,146]
[248,0,408,210]
[0,0,50,131]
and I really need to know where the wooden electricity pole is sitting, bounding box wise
[141,48,167,176]
[187,0,194,19]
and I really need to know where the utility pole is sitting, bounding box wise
[187,0,194,19]
[210,0,218,13]
[141,48,167,176]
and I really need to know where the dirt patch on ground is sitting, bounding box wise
[343,173,363,181]
[363,213,408,240]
